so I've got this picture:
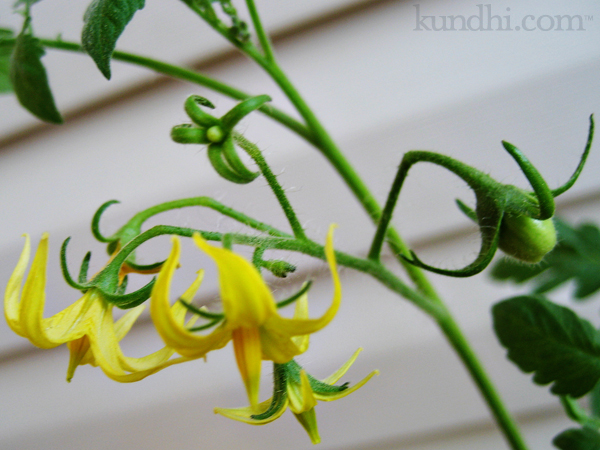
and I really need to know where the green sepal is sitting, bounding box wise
[82,0,146,79]
[99,277,155,309]
[403,199,503,277]
[184,95,219,127]
[10,26,63,123]
[171,124,209,144]
[219,137,259,181]
[207,144,255,184]
[179,298,224,320]
[276,281,313,309]
[287,359,349,395]
[61,235,155,309]
[124,259,165,273]
[251,363,289,420]
[60,238,88,290]
[493,295,600,398]
[552,115,595,198]
[455,198,477,222]
[92,199,120,243]
[116,274,128,295]
[553,427,600,450]
[78,251,92,285]
[501,141,554,219]
[221,94,271,130]
[187,317,223,332]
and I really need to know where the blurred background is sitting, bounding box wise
[0,0,599,448]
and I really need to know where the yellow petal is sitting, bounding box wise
[18,233,56,348]
[292,407,321,445]
[193,233,276,328]
[18,235,92,348]
[4,234,31,337]
[66,335,90,382]
[287,370,317,414]
[232,327,263,411]
[290,293,310,353]
[150,237,231,358]
[114,304,146,340]
[259,325,301,364]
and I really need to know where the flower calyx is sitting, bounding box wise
[91,200,166,274]
[215,349,379,445]
[172,94,272,184]
[400,115,594,277]
[60,234,156,310]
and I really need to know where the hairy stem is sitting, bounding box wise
[234,133,306,240]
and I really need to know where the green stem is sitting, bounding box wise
[21,38,316,146]
[245,0,276,62]
[123,196,291,238]
[438,316,529,450]
[114,224,443,319]
[234,133,307,240]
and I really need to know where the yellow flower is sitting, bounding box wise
[150,225,341,409]
[4,234,192,382]
[215,349,379,444]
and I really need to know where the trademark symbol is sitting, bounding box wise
[585,15,593,21]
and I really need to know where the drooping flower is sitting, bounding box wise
[215,349,379,444]
[150,225,341,409]
[4,233,193,382]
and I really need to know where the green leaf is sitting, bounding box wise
[9,30,63,123]
[553,427,600,450]
[82,0,145,79]
[491,219,600,300]
[0,29,15,94]
[493,295,600,398]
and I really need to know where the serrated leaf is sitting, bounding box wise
[553,427,600,450]
[9,31,62,123]
[491,219,600,300]
[82,0,145,79]
[493,295,600,398]
[0,29,15,94]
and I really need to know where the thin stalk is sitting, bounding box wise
[245,0,276,62]
[368,157,407,261]
[234,133,307,240]
[124,196,291,238]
